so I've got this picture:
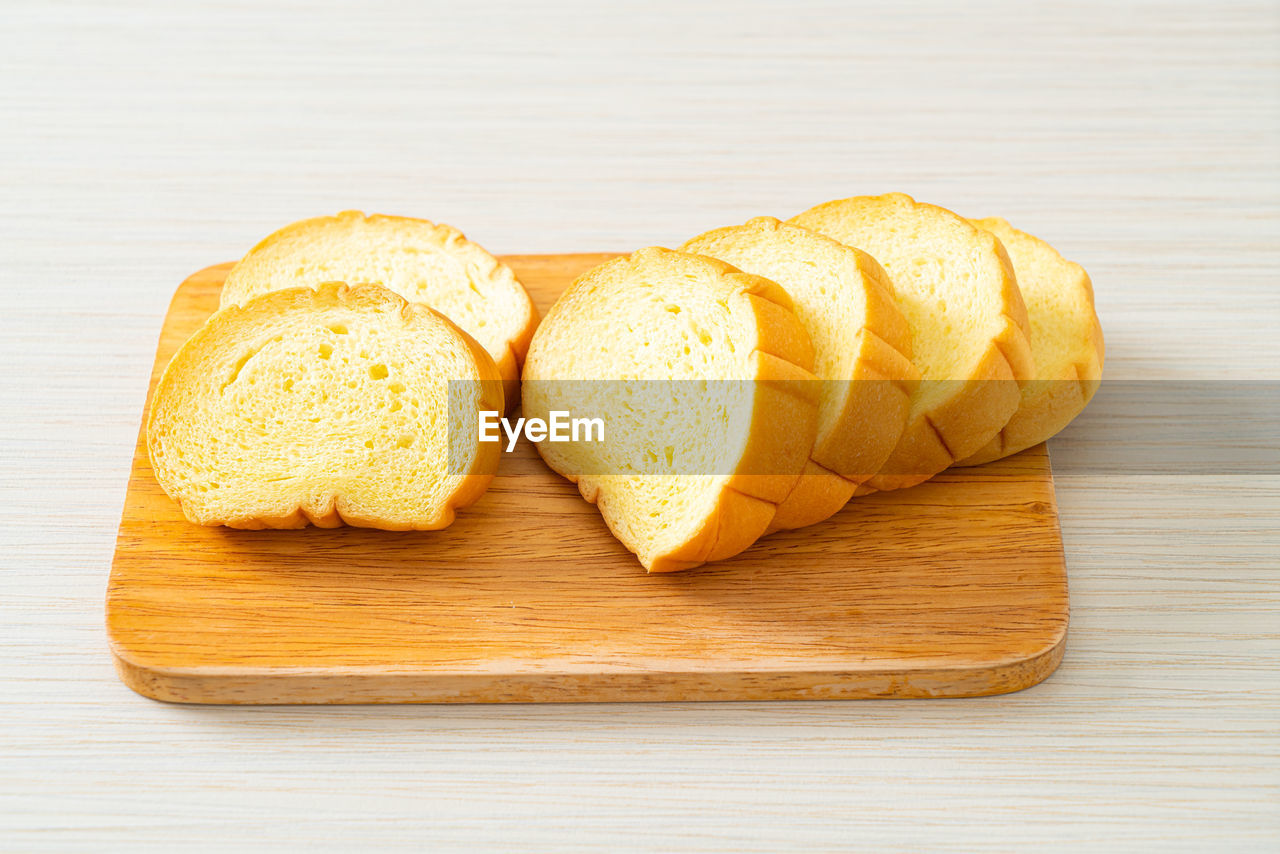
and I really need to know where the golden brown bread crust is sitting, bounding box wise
[956,217,1105,466]
[682,217,918,531]
[148,282,504,530]
[809,257,919,479]
[522,247,819,573]
[790,194,1034,492]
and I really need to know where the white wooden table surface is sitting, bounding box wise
[2,1,1277,850]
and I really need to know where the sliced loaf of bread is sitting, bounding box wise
[148,283,503,530]
[681,217,918,529]
[790,193,1034,490]
[955,217,1104,465]
[219,211,537,402]
[522,247,819,572]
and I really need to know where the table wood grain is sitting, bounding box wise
[1,0,1277,850]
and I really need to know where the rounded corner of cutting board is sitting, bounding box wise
[107,636,188,704]
[968,620,1069,698]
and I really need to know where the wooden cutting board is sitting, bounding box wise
[107,256,1068,704]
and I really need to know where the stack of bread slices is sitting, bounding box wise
[525,194,1102,571]
[148,212,535,530]
[148,195,1102,574]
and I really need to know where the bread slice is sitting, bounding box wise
[219,211,537,403]
[955,217,1104,465]
[521,247,819,572]
[148,282,504,530]
[680,217,918,529]
[790,193,1034,490]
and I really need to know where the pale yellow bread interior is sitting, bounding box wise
[681,217,918,529]
[790,193,1033,491]
[521,247,819,572]
[955,217,1104,465]
[148,283,503,530]
[219,211,537,402]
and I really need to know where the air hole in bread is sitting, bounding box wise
[369,364,389,380]
[225,347,261,386]
[318,343,333,360]
[326,323,348,335]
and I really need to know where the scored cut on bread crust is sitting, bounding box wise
[681,217,919,530]
[955,217,1104,465]
[522,247,820,572]
[219,210,537,404]
[148,282,503,530]
[790,193,1034,491]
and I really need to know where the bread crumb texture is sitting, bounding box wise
[522,247,819,571]
[147,282,503,530]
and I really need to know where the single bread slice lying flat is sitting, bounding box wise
[681,217,918,529]
[955,217,1104,465]
[148,283,504,530]
[790,193,1034,491]
[522,247,819,572]
[219,211,537,402]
